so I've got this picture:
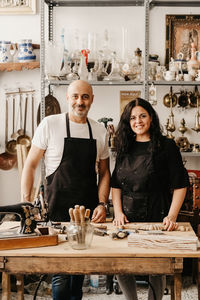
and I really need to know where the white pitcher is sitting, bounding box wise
[17,39,36,62]
[0,41,16,63]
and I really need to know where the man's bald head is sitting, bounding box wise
[67,80,93,96]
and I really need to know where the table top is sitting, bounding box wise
[0,221,200,258]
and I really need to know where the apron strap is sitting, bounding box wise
[66,113,93,139]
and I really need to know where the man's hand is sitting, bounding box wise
[91,205,106,223]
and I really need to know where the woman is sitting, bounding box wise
[111,98,189,300]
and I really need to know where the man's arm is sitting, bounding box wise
[91,157,110,223]
[21,145,45,202]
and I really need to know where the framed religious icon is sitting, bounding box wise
[165,15,200,67]
[120,90,141,115]
[0,0,36,14]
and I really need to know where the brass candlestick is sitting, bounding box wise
[176,119,190,152]
[166,97,176,139]
[165,118,174,139]
[192,96,200,133]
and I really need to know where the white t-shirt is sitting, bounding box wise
[32,113,109,177]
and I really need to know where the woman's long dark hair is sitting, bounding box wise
[115,98,163,159]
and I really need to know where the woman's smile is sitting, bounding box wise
[130,106,152,141]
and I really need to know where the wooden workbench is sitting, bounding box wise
[0,222,200,300]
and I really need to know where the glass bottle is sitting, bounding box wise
[78,51,88,81]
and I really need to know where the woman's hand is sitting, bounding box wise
[163,215,178,231]
[113,212,129,226]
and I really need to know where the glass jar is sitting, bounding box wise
[66,221,94,250]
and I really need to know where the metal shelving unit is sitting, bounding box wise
[46,79,144,86]
[41,0,200,103]
[40,1,150,94]
[149,80,200,86]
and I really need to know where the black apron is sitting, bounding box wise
[116,148,170,222]
[46,114,99,221]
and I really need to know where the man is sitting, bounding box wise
[21,80,110,300]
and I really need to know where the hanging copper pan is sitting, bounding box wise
[37,93,61,126]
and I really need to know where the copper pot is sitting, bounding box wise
[0,152,17,170]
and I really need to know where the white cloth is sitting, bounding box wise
[32,113,109,177]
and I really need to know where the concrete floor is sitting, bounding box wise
[5,286,198,300]
[3,276,198,300]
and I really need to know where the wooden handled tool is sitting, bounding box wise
[69,208,75,222]
[74,208,80,224]
[80,206,85,224]
[85,209,90,220]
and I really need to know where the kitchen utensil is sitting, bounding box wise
[5,94,17,155]
[37,93,61,125]
[11,94,18,139]
[0,97,17,170]
[17,93,24,136]
[163,86,177,107]
[16,95,31,148]
[16,144,23,180]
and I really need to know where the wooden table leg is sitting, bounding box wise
[170,276,175,300]
[2,272,11,300]
[173,273,182,300]
[16,274,24,300]
[197,259,200,300]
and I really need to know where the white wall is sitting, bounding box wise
[0,2,200,205]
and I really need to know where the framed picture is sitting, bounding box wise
[0,0,36,15]
[165,15,200,67]
[120,90,141,115]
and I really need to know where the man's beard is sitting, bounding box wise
[72,105,89,117]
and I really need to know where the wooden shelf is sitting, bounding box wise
[0,61,40,72]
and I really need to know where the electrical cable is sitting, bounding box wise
[147,279,157,300]
[33,274,48,300]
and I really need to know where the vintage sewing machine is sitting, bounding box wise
[0,190,49,235]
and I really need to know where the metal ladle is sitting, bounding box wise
[0,96,17,170]
[16,94,32,148]
[17,92,25,136]
[5,94,17,155]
